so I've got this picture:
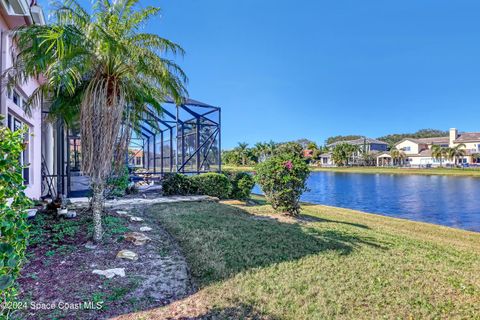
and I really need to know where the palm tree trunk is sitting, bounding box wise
[91,178,104,243]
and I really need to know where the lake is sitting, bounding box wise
[253,171,480,232]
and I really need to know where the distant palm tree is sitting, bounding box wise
[265,140,278,157]
[236,142,250,166]
[431,145,446,167]
[390,149,406,166]
[446,144,466,166]
[253,142,268,162]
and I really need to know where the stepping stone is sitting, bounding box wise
[92,268,125,279]
[130,216,144,222]
[116,250,138,261]
[124,232,151,246]
[139,226,152,232]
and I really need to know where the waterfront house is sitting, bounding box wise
[377,128,480,167]
[320,137,388,166]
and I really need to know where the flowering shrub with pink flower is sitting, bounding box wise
[255,153,310,215]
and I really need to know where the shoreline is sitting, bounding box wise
[224,165,480,177]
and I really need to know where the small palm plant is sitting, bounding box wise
[446,144,467,167]
[431,145,446,167]
[7,0,187,242]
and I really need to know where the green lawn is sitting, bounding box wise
[224,164,480,177]
[121,198,480,319]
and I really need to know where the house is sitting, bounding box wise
[377,128,480,167]
[128,149,144,168]
[320,137,388,166]
[0,0,45,199]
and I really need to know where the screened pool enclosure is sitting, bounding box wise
[42,98,221,198]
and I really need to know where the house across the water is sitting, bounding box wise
[319,137,388,166]
[376,128,480,167]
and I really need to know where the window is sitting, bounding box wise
[12,91,20,106]
[403,146,411,152]
[7,113,30,185]
[136,157,142,165]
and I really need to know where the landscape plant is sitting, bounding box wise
[161,173,195,196]
[7,0,187,242]
[0,119,32,317]
[224,171,255,200]
[255,153,310,215]
[191,173,232,199]
[331,143,359,166]
[432,145,446,167]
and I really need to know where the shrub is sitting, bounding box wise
[0,119,32,316]
[161,173,195,196]
[106,165,130,198]
[255,153,310,215]
[224,171,255,200]
[191,173,232,199]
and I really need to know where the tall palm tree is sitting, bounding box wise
[7,0,187,242]
[431,145,446,167]
[446,144,466,166]
[236,142,250,166]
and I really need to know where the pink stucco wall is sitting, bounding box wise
[0,10,43,199]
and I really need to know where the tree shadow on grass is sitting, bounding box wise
[190,304,279,320]
[153,202,387,288]
[250,196,371,229]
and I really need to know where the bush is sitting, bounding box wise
[0,120,32,317]
[224,171,255,200]
[191,173,232,199]
[255,153,310,215]
[161,173,195,196]
[106,165,130,198]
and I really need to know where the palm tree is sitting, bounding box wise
[390,149,406,166]
[236,142,250,166]
[446,144,466,166]
[8,0,187,242]
[431,145,446,167]
[332,143,359,166]
[253,142,267,163]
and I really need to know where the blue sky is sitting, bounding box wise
[47,1,480,149]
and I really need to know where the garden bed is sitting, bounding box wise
[13,198,196,320]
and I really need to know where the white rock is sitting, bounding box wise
[116,210,129,216]
[85,242,97,250]
[116,250,138,261]
[92,268,125,279]
[139,226,152,232]
[130,216,144,222]
[27,209,37,218]
[65,211,77,218]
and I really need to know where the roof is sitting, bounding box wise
[327,137,388,147]
[454,132,480,143]
[405,149,433,157]
[164,97,218,109]
[396,136,449,146]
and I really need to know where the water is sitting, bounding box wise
[253,171,480,232]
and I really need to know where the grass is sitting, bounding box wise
[223,164,480,177]
[126,197,480,319]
